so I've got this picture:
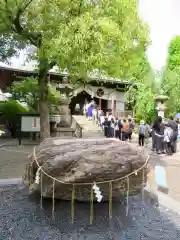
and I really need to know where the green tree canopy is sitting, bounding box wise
[125,52,158,123]
[0,0,149,138]
[163,36,180,116]
[166,36,180,71]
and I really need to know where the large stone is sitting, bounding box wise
[25,138,149,201]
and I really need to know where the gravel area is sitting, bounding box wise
[0,184,180,240]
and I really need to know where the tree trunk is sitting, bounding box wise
[38,59,50,141]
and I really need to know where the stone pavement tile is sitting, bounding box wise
[0,139,37,179]
[146,141,180,203]
[159,152,180,202]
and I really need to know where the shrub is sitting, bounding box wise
[1,100,28,119]
[0,100,29,137]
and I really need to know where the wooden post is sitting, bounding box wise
[111,98,114,115]
[114,100,116,117]
[112,99,116,116]
[98,97,102,109]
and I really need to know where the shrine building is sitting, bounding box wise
[0,65,134,118]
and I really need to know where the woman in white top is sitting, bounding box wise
[100,115,105,130]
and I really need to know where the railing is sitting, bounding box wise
[103,109,133,119]
[71,116,83,138]
[116,110,133,119]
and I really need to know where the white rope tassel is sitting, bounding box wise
[92,183,103,202]
[35,167,41,184]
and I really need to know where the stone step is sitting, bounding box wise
[72,115,101,131]
[82,131,104,138]
[72,115,104,138]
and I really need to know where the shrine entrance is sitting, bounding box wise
[69,91,91,115]
[69,90,108,115]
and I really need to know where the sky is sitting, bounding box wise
[2,0,180,71]
[139,0,180,70]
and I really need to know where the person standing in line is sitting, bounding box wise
[114,117,120,138]
[121,119,129,141]
[138,120,146,146]
[92,108,97,124]
[168,116,178,153]
[152,116,165,154]
[118,118,123,140]
[99,113,105,131]
[103,117,110,137]
[164,124,173,155]
[151,120,156,151]
[87,102,93,120]
[144,122,151,147]
[98,108,103,125]
[127,118,134,142]
[110,118,115,137]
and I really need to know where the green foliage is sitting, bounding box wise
[47,0,149,79]
[131,55,152,82]
[167,36,180,71]
[8,78,38,110]
[0,100,28,120]
[163,68,180,116]
[126,70,157,123]
[125,54,157,123]
[163,36,180,116]
[0,0,149,80]
[134,84,157,123]
[0,0,149,138]
[8,78,61,111]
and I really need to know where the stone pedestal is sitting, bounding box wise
[58,98,71,127]
[51,127,75,137]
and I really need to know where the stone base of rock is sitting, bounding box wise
[25,138,149,201]
[51,127,75,137]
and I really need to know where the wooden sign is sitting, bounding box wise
[21,116,40,132]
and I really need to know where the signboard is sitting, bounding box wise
[21,116,40,132]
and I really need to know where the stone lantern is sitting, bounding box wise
[154,90,169,120]
[56,84,72,127]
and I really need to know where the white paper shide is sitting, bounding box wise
[92,183,103,202]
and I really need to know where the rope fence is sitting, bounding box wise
[28,139,149,224]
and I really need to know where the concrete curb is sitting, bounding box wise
[0,178,22,186]
[145,186,180,213]
[156,190,180,213]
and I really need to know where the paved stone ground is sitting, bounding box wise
[139,139,180,203]
[158,144,180,202]
[0,137,180,203]
[0,139,37,179]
